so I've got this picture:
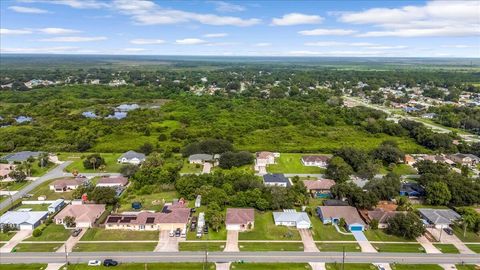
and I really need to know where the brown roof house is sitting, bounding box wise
[254,151,279,174]
[301,155,330,168]
[0,164,16,181]
[55,203,106,228]
[49,178,86,192]
[97,176,128,187]
[105,208,191,231]
[317,206,366,232]
[225,208,255,231]
[366,209,399,229]
[303,179,336,198]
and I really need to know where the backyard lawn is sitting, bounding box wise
[118,189,178,212]
[433,244,460,254]
[239,242,304,251]
[15,243,63,252]
[453,226,480,243]
[26,224,71,241]
[14,203,50,212]
[364,229,415,242]
[178,241,225,251]
[372,243,425,253]
[60,152,123,173]
[2,264,47,270]
[29,178,75,200]
[68,263,214,270]
[310,217,355,241]
[326,264,375,270]
[231,263,312,270]
[316,243,361,252]
[81,228,159,241]
[72,242,157,252]
[267,153,327,174]
[239,211,300,240]
[466,244,480,253]
[180,160,202,174]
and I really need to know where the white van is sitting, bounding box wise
[181,229,186,238]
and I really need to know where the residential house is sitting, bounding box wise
[55,204,106,228]
[303,179,336,198]
[404,154,415,166]
[365,209,399,229]
[263,173,290,187]
[188,154,213,164]
[418,208,461,229]
[273,209,311,229]
[323,199,349,206]
[97,176,128,187]
[421,113,437,119]
[1,151,43,164]
[225,208,255,231]
[254,151,278,173]
[448,153,480,168]
[48,199,65,213]
[301,155,330,168]
[105,208,191,231]
[0,211,48,230]
[0,164,16,181]
[400,183,425,197]
[317,206,366,232]
[117,150,146,165]
[49,178,86,192]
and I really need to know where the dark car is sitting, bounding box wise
[71,228,82,237]
[175,228,181,237]
[204,225,209,234]
[443,228,453,235]
[103,259,118,267]
[190,208,196,213]
[190,223,197,231]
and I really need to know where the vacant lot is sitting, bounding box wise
[267,153,327,174]
[239,211,300,240]
[81,228,158,241]
[372,243,425,253]
[364,229,415,242]
[15,243,62,252]
[178,241,225,251]
[73,242,156,252]
[26,224,71,241]
[60,152,122,173]
[118,189,178,212]
[239,242,304,251]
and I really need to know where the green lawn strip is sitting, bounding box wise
[391,265,443,270]
[73,242,156,252]
[1,264,47,270]
[432,244,460,254]
[316,243,361,252]
[0,231,16,241]
[186,226,227,240]
[14,203,50,211]
[118,188,178,212]
[452,226,480,243]
[178,241,225,251]
[267,153,326,174]
[0,180,30,191]
[81,228,158,241]
[26,224,71,241]
[466,244,480,253]
[231,263,312,270]
[456,265,479,270]
[326,263,375,270]
[372,243,425,253]
[239,211,300,240]
[310,217,354,241]
[391,164,417,175]
[14,243,63,252]
[364,229,415,242]
[239,242,304,251]
[180,160,203,174]
[68,263,215,270]
[60,152,122,173]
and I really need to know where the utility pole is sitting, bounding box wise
[342,246,345,270]
[64,243,68,269]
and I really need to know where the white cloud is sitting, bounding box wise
[288,50,388,57]
[304,42,406,50]
[204,33,228,38]
[123,48,148,52]
[271,13,323,26]
[8,6,49,14]
[254,43,272,47]
[357,27,480,38]
[130,39,165,45]
[38,28,82,34]
[175,38,207,45]
[441,45,476,49]
[0,46,79,53]
[208,1,245,13]
[298,28,357,36]
[0,28,32,35]
[18,0,108,9]
[112,0,260,27]
[38,36,107,42]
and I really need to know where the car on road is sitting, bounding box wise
[103,259,118,267]
[443,227,453,235]
[71,228,82,237]
[88,260,101,266]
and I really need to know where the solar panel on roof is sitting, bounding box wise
[146,217,155,224]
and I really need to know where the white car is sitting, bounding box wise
[88,260,101,266]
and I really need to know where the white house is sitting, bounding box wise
[272,210,311,229]
[301,155,330,168]
[117,151,146,165]
[188,154,213,164]
[49,178,85,192]
[0,211,48,230]
[254,152,278,173]
[225,208,255,231]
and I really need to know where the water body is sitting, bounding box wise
[82,111,98,118]
[116,104,139,112]
[15,116,32,123]
[106,111,127,120]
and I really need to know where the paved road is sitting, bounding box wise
[1,251,479,264]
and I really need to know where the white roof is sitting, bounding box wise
[273,211,310,224]
[0,211,48,225]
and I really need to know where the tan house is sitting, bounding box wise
[105,208,190,231]
[97,176,128,187]
[303,179,336,198]
[225,208,255,231]
[301,155,330,168]
[254,151,279,173]
[366,209,399,229]
[0,164,16,181]
[55,203,106,228]
[49,178,86,192]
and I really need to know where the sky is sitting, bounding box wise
[0,0,479,57]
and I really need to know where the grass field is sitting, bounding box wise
[239,242,304,251]
[60,152,122,173]
[187,226,227,240]
[29,178,75,200]
[14,243,62,252]
[433,244,460,254]
[391,265,443,270]
[118,188,178,212]
[310,217,355,241]
[0,180,30,191]
[453,226,480,243]
[456,265,479,270]
[180,161,203,174]
[81,228,159,241]
[2,264,47,270]
[26,224,71,241]
[0,231,16,241]
[390,164,417,175]
[364,229,415,242]
[31,162,54,177]
[326,263,375,270]
[239,211,300,240]
[178,241,225,251]
[316,243,361,252]
[14,203,50,211]
[68,263,214,270]
[372,243,425,253]
[267,153,327,174]
[466,244,480,253]
[231,263,312,270]
[72,242,157,252]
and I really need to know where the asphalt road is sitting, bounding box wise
[1,251,479,265]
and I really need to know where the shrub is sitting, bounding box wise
[32,228,42,237]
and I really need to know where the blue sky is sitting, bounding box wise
[1,0,479,57]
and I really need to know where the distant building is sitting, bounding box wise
[0,164,16,181]
[117,151,146,165]
[263,173,290,187]
[303,179,336,198]
[448,153,480,168]
[301,155,330,168]
[421,113,437,119]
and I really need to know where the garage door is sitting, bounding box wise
[350,226,363,231]
[19,224,33,230]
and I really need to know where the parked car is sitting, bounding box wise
[103,259,118,267]
[175,228,181,237]
[169,230,175,237]
[190,222,196,231]
[181,229,186,238]
[443,227,453,235]
[204,225,209,234]
[190,208,196,213]
[88,260,101,266]
[71,228,82,237]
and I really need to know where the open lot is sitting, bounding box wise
[15,243,62,252]
[453,226,480,243]
[179,160,202,174]
[60,152,122,173]
[178,241,225,251]
[372,243,425,253]
[326,264,374,270]
[239,242,304,251]
[26,224,71,241]
[310,217,355,241]
[231,263,312,270]
[72,242,157,252]
[68,263,214,270]
[316,243,361,252]
[267,153,326,174]
[81,228,158,241]
[239,211,300,240]
[364,229,415,242]
[118,188,178,212]
[433,244,460,254]
[2,264,47,270]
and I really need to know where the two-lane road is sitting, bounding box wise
[1,251,479,265]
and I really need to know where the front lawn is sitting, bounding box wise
[326,263,375,270]
[372,243,425,253]
[68,263,214,270]
[178,241,225,251]
[466,244,480,253]
[30,178,75,200]
[433,244,460,253]
[391,265,443,270]
[239,211,300,240]
[81,228,158,241]
[26,224,71,241]
[2,264,47,270]
[0,231,16,241]
[186,226,227,240]
[14,243,62,252]
[310,217,355,241]
[231,263,312,270]
[31,162,54,177]
[456,265,479,270]
[452,226,480,243]
[180,161,202,174]
[364,229,415,242]
[72,242,156,252]
[267,153,327,174]
[0,180,30,191]
[60,152,122,173]
[239,242,304,251]
[14,203,50,212]
[316,243,361,252]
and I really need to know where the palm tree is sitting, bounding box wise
[39,152,49,168]
[89,157,97,171]
[19,161,32,177]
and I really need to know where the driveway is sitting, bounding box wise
[216,262,231,270]
[309,262,326,270]
[224,230,239,252]
[417,235,457,270]
[56,228,86,253]
[0,230,32,253]
[427,228,475,254]
[352,231,376,253]
[299,229,319,252]
[155,230,178,252]
[202,163,212,174]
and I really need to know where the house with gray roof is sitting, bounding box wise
[117,150,146,165]
[188,154,213,164]
[418,208,461,229]
[0,211,48,230]
[263,173,290,187]
[273,209,311,229]
[1,151,43,164]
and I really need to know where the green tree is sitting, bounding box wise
[90,186,117,205]
[63,216,76,228]
[8,169,27,182]
[83,154,105,170]
[325,156,353,183]
[205,202,224,232]
[120,164,139,178]
[425,182,451,205]
[386,212,425,240]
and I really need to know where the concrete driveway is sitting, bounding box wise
[56,228,86,253]
[224,230,239,252]
[202,163,212,174]
[299,229,319,252]
[417,235,458,270]
[155,230,178,252]
[0,230,32,253]
[352,231,376,253]
[427,228,475,254]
